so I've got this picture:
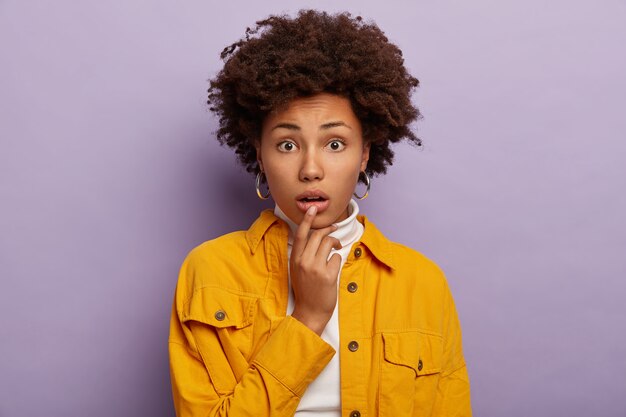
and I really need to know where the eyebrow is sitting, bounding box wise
[271,121,352,131]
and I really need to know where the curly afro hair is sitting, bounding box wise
[208,9,422,181]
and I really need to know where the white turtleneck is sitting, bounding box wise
[273,198,364,416]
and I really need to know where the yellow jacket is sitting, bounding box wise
[169,210,472,416]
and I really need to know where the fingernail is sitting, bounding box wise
[307,206,317,215]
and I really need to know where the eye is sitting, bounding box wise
[277,140,297,152]
[327,139,346,152]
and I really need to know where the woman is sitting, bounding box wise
[169,10,472,417]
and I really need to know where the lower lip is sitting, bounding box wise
[296,199,330,214]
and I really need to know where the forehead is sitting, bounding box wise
[264,93,360,126]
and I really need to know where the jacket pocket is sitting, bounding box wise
[379,331,443,416]
[182,287,260,394]
[182,286,258,329]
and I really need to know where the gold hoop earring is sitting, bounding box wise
[256,172,270,200]
[353,171,370,200]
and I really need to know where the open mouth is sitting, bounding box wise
[299,196,327,202]
[295,191,330,213]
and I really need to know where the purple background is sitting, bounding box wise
[1,1,625,416]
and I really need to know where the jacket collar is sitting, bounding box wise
[246,209,396,270]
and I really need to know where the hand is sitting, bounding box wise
[290,206,342,335]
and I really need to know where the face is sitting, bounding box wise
[256,93,371,229]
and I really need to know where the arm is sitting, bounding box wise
[169,207,341,416]
[169,273,335,417]
[429,280,472,416]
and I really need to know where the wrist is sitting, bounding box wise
[291,310,330,336]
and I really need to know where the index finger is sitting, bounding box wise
[292,206,317,259]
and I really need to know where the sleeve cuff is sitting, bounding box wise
[252,315,336,397]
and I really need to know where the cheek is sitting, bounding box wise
[262,157,285,178]
[348,154,366,178]
[263,166,292,196]
[331,164,361,194]
[264,171,281,191]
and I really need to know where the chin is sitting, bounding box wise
[314,212,342,228]
[310,217,331,229]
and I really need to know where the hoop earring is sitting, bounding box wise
[353,171,370,200]
[255,172,271,200]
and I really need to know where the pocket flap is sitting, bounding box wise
[382,331,443,376]
[182,287,258,329]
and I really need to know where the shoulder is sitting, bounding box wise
[360,214,447,288]
[360,214,450,299]
[388,240,450,295]
[185,230,249,267]
[175,230,256,298]
[390,241,446,279]
[175,209,286,299]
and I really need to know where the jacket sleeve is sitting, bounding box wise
[430,279,472,416]
[168,254,336,417]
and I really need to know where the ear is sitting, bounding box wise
[254,139,263,171]
[360,141,371,172]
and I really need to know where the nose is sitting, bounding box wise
[299,149,323,182]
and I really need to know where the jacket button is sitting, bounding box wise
[347,282,358,293]
[350,411,361,417]
[354,247,362,258]
[348,341,359,352]
[418,358,423,371]
[214,310,226,321]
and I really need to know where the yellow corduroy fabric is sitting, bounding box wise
[169,209,472,417]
